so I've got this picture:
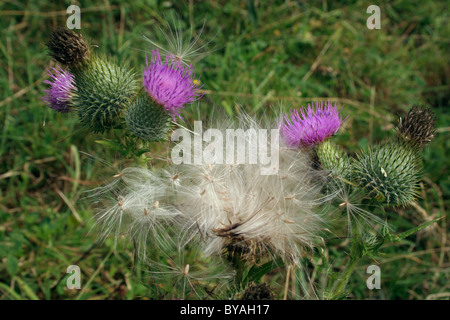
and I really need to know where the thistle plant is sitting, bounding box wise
[311,105,437,299]
[42,23,439,300]
[89,115,330,295]
[43,27,202,154]
[122,48,204,143]
[45,28,137,133]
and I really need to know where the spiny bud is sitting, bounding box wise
[354,140,422,206]
[316,140,351,179]
[362,230,384,253]
[125,92,172,142]
[397,105,436,147]
[72,55,137,133]
[46,27,89,67]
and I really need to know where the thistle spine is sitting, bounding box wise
[71,54,137,133]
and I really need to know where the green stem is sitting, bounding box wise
[329,223,363,299]
[330,257,360,299]
[224,249,249,293]
[231,256,246,287]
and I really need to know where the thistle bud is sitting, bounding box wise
[316,140,351,179]
[354,140,422,206]
[46,27,89,67]
[125,92,172,142]
[397,105,436,147]
[72,55,137,133]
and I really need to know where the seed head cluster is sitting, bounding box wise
[92,116,329,263]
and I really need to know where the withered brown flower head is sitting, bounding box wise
[242,283,274,300]
[398,105,436,147]
[46,27,89,66]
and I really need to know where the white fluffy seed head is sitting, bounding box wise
[170,114,330,262]
[88,114,334,263]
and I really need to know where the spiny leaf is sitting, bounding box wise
[244,258,284,284]
[387,217,442,243]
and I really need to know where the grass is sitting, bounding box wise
[0,0,448,300]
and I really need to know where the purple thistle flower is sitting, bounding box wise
[281,101,345,147]
[143,49,203,121]
[42,67,76,113]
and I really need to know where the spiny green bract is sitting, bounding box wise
[316,140,351,179]
[72,55,137,133]
[353,139,422,206]
[125,92,172,142]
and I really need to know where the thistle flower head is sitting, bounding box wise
[42,67,76,113]
[170,116,329,263]
[175,152,326,263]
[281,101,344,148]
[397,105,436,147]
[46,27,89,67]
[143,49,203,121]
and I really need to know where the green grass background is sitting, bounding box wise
[0,0,448,299]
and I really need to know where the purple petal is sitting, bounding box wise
[281,101,345,147]
[143,49,204,121]
[42,67,76,113]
